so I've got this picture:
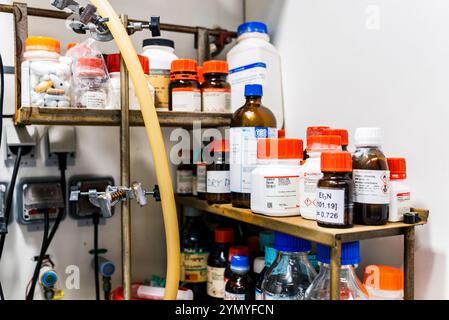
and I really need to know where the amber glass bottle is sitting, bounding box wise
[230,84,277,208]
[224,256,253,300]
[352,128,390,225]
[201,60,231,112]
[316,152,354,228]
[169,59,201,111]
[206,140,231,204]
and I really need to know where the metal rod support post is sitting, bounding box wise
[404,227,415,300]
[119,14,132,301]
[330,239,342,300]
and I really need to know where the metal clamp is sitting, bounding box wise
[69,183,160,218]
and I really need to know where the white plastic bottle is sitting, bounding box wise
[387,158,411,222]
[299,135,342,220]
[227,22,284,128]
[251,138,303,217]
[141,38,179,110]
[106,53,155,110]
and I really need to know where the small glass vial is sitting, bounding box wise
[207,228,234,300]
[305,241,368,300]
[299,135,342,220]
[224,256,253,300]
[262,232,316,300]
[251,138,303,216]
[201,60,231,112]
[206,140,231,204]
[316,151,354,228]
[352,127,390,225]
[74,57,108,109]
[387,158,411,222]
[323,128,349,151]
[176,149,193,196]
[169,59,201,111]
[230,84,277,209]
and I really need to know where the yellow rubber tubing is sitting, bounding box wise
[91,0,180,300]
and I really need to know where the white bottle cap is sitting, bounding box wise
[354,127,382,147]
[253,256,265,275]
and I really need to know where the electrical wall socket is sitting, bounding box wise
[45,126,76,167]
[3,125,37,167]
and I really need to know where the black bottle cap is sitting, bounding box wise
[143,38,175,49]
[404,212,420,224]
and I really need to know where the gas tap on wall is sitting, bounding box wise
[69,182,160,218]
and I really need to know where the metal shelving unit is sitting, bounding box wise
[176,196,428,300]
[1,2,429,301]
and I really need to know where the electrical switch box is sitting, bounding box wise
[45,126,76,167]
[3,124,37,167]
[69,176,114,225]
[16,178,65,227]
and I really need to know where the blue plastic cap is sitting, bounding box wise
[100,261,116,277]
[274,232,312,252]
[41,270,58,287]
[264,246,278,267]
[316,241,360,265]
[259,231,275,252]
[230,255,250,272]
[237,21,268,36]
[244,84,263,97]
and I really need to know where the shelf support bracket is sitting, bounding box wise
[330,238,342,300]
[13,2,28,125]
[404,227,415,300]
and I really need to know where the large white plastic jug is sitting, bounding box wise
[227,22,284,128]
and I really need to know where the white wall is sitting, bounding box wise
[246,0,448,299]
[0,0,243,300]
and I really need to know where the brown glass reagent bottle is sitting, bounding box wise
[317,152,354,228]
[230,84,277,208]
[352,128,390,225]
[169,59,201,111]
[206,140,231,204]
[201,60,231,112]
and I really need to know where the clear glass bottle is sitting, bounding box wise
[305,241,368,300]
[262,232,316,300]
[255,246,277,300]
[230,84,277,208]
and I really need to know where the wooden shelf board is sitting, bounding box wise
[15,107,232,128]
[175,196,428,246]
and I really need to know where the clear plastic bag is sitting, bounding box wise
[67,39,111,109]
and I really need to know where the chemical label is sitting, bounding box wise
[177,170,193,194]
[316,187,346,225]
[397,192,411,214]
[224,291,246,300]
[230,127,277,193]
[197,164,207,193]
[81,91,106,108]
[353,169,390,204]
[299,172,323,209]
[263,175,300,211]
[229,62,267,87]
[181,250,209,283]
[207,171,230,194]
[207,266,226,298]
[149,69,170,110]
[202,88,231,112]
[172,87,201,112]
